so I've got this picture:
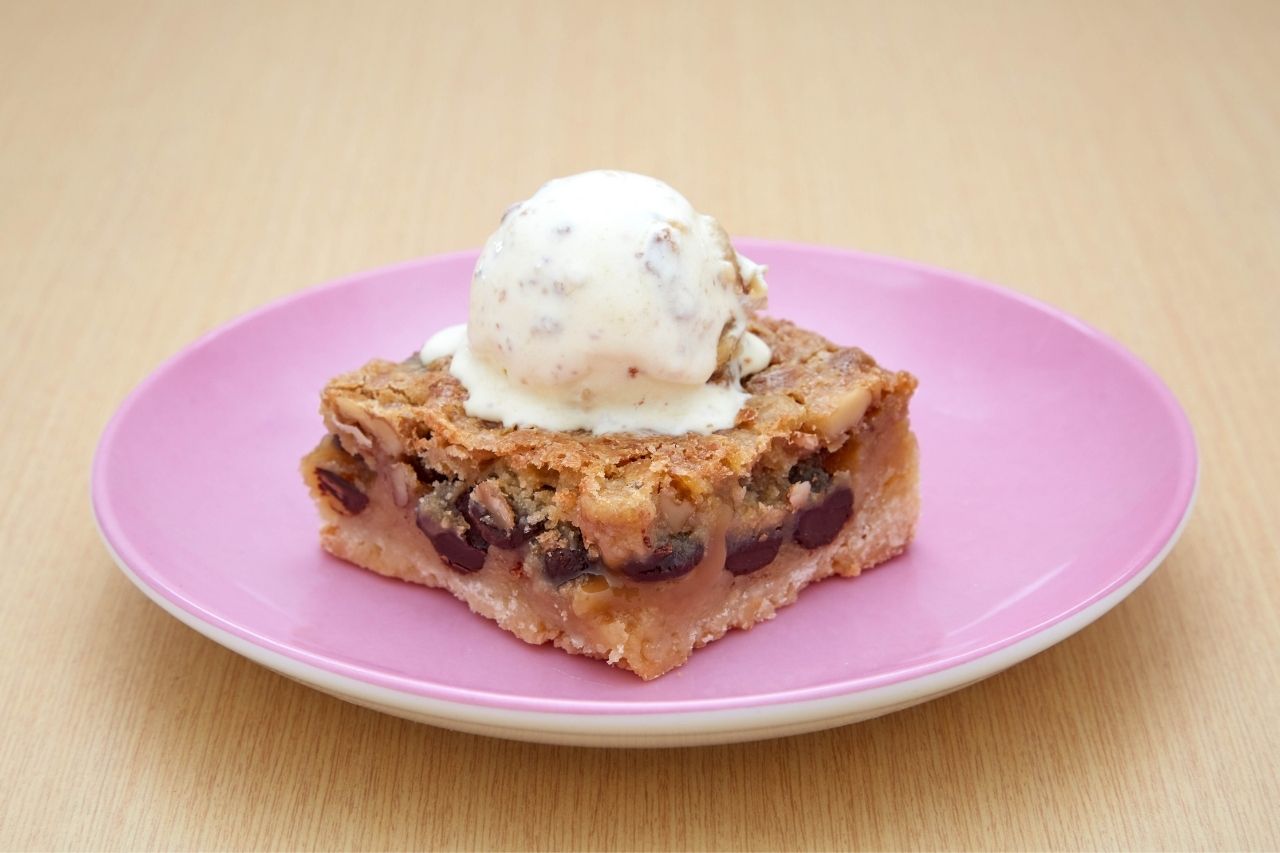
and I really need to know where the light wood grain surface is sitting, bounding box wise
[2,0,1278,849]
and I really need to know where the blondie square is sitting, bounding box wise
[302,316,918,679]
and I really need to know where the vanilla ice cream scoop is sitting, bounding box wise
[421,170,771,434]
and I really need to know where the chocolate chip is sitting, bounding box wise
[543,546,589,583]
[725,528,784,575]
[619,537,705,582]
[416,497,487,573]
[794,486,853,549]
[315,469,368,514]
[449,492,490,552]
[430,529,487,572]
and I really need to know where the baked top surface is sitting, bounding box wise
[322,316,918,487]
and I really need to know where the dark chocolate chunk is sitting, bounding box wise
[619,537,705,582]
[315,469,368,515]
[725,528,784,575]
[543,546,589,583]
[447,492,489,551]
[416,498,487,573]
[794,485,854,549]
[428,529,487,572]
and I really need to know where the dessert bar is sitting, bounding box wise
[302,317,918,679]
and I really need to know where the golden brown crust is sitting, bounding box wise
[321,316,915,485]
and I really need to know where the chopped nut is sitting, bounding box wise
[387,462,414,507]
[327,415,372,451]
[656,492,695,530]
[333,398,404,457]
[471,480,516,531]
[814,386,871,443]
[787,480,812,510]
[789,431,821,455]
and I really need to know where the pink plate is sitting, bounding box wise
[92,241,1197,747]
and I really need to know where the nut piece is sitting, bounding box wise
[787,480,812,510]
[327,417,372,452]
[333,398,404,457]
[464,481,528,550]
[813,386,872,443]
[472,480,516,528]
[657,492,695,530]
[387,462,414,507]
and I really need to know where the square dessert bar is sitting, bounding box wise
[302,317,919,679]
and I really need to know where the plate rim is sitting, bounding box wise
[94,486,1196,745]
[91,239,1200,723]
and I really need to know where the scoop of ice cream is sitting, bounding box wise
[422,170,771,434]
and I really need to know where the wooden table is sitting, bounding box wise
[3,1,1277,848]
